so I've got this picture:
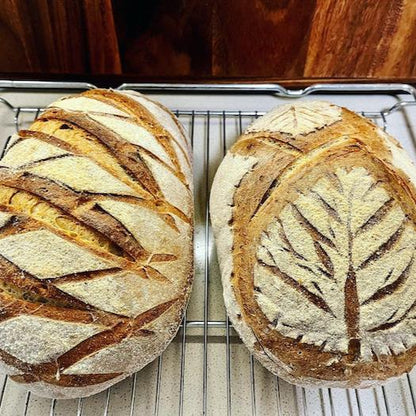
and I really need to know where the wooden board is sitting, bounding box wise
[0,0,415,80]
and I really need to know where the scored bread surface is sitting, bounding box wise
[210,101,416,387]
[0,89,193,398]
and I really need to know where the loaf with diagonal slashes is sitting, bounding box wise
[0,89,193,398]
[210,101,416,387]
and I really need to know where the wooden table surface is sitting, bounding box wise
[0,0,415,82]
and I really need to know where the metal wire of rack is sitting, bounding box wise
[0,82,415,415]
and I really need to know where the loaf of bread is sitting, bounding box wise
[0,89,193,398]
[210,101,416,387]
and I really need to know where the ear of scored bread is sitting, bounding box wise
[0,89,193,398]
[211,101,416,388]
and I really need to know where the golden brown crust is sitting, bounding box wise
[211,101,416,387]
[0,89,193,398]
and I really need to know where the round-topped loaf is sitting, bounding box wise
[0,89,193,398]
[210,101,416,387]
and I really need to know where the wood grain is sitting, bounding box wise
[212,0,317,78]
[0,0,86,73]
[0,0,415,79]
[83,0,121,73]
[0,0,119,74]
[304,0,411,77]
[115,0,416,79]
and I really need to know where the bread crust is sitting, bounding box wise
[0,90,193,398]
[210,101,416,387]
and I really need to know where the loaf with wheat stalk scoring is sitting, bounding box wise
[0,89,193,398]
[210,101,416,387]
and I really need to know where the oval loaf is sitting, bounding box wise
[210,101,416,387]
[0,89,193,398]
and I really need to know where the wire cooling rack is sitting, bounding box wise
[0,82,416,416]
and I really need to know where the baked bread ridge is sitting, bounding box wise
[0,89,193,398]
[210,100,416,388]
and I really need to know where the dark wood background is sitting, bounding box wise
[0,0,415,84]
